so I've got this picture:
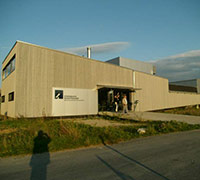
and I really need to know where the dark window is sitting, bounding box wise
[3,54,16,80]
[8,92,14,101]
[55,90,63,99]
[1,96,5,103]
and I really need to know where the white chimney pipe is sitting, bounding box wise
[87,47,91,58]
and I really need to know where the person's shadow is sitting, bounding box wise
[30,130,51,180]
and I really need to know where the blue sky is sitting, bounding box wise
[0,0,200,81]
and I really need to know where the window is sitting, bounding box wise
[1,96,5,103]
[8,92,14,101]
[7,63,11,75]
[55,90,63,99]
[11,57,15,71]
[3,54,16,80]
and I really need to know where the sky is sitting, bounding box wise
[0,0,200,83]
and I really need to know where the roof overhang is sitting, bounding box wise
[96,84,142,91]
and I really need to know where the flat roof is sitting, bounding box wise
[97,84,142,91]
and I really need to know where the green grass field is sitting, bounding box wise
[0,115,200,157]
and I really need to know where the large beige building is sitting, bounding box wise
[1,41,200,118]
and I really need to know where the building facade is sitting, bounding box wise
[1,41,200,118]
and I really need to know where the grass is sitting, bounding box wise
[158,105,200,116]
[0,115,200,157]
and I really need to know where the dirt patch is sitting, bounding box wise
[60,118,136,127]
[75,119,133,127]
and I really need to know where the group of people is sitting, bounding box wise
[114,92,128,113]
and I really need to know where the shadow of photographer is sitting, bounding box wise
[98,135,170,180]
[30,130,51,180]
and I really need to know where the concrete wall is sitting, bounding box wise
[134,71,200,111]
[1,43,17,117]
[134,71,169,111]
[13,41,133,117]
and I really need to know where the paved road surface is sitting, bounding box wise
[0,130,200,180]
[131,112,200,124]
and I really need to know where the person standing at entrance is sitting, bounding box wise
[122,95,128,113]
[114,92,120,112]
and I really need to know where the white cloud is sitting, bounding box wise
[163,50,200,59]
[153,50,200,82]
[60,41,130,55]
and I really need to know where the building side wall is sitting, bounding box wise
[167,91,200,108]
[15,42,133,117]
[1,45,17,117]
[134,71,169,111]
[134,72,200,111]
[15,43,54,117]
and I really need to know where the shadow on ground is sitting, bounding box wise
[98,135,171,180]
[29,130,51,180]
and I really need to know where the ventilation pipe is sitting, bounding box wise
[87,47,91,58]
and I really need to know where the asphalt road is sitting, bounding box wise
[0,130,200,180]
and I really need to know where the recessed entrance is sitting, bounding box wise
[98,87,134,112]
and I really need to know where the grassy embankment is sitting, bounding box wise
[159,105,200,116]
[0,115,200,157]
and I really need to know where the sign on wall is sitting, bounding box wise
[52,88,98,116]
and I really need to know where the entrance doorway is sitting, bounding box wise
[98,87,133,112]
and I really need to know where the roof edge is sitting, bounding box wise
[170,79,198,83]
[2,41,18,64]
[4,40,136,72]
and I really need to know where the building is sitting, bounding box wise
[106,57,156,75]
[1,41,200,118]
[170,79,200,93]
